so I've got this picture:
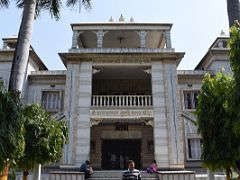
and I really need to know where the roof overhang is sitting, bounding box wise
[58,52,185,67]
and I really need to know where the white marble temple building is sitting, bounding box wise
[0,20,230,170]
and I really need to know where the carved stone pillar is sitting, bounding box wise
[96,30,104,48]
[163,63,184,169]
[151,61,170,168]
[3,42,8,49]
[152,61,184,169]
[139,30,147,48]
[75,61,92,165]
[72,30,81,49]
[165,30,172,48]
[64,62,80,164]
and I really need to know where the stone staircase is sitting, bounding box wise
[88,170,159,180]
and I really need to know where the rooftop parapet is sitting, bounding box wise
[70,22,173,50]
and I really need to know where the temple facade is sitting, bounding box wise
[0,20,230,170]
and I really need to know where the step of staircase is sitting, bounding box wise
[88,170,159,180]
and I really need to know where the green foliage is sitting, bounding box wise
[196,23,240,175]
[229,23,240,126]
[229,24,240,76]
[0,87,25,172]
[18,104,68,171]
[196,72,240,172]
[16,0,91,20]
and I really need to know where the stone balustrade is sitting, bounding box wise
[49,171,84,180]
[91,95,153,107]
[158,171,196,180]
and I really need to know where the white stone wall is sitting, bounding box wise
[64,61,92,166]
[151,61,170,168]
[0,61,11,87]
[208,60,231,74]
[64,62,80,164]
[27,84,65,104]
[75,61,92,165]
[163,62,184,169]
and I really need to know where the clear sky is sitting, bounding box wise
[0,0,229,70]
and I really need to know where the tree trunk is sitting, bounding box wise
[227,0,240,27]
[226,167,232,180]
[0,166,8,180]
[8,0,37,92]
[23,170,29,180]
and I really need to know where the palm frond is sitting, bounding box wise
[82,0,91,9]
[66,0,91,9]
[0,0,10,8]
[49,0,61,20]
[16,0,23,8]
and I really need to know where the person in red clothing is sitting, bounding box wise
[147,160,157,173]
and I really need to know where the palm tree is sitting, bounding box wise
[1,0,91,92]
[227,0,240,27]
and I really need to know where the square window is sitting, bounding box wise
[188,138,202,160]
[42,91,61,112]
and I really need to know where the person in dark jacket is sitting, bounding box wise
[80,160,93,179]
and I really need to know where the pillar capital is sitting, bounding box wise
[95,30,107,48]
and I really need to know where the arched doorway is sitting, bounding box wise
[101,139,141,170]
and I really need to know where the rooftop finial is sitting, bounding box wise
[109,16,114,22]
[130,17,134,22]
[220,30,225,36]
[119,14,125,22]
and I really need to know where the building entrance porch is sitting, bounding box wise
[90,121,154,170]
[101,139,141,170]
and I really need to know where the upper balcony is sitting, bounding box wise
[70,22,173,52]
[91,65,152,109]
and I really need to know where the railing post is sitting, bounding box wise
[99,96,102,106]
[95,96,98,106]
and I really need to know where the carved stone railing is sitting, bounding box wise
[49,171,84,180]
[91,95,152,107]
[158,171,196,180]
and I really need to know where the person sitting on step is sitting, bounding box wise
[80,160,93,179]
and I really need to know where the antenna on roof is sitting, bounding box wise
[220,30,225,36]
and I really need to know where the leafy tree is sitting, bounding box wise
[229,22,240,179]
[226,0,240,28]
[0,85,25,179]
[196,72,240,180]
[19,104,68,180]
[196,22,240,180]
[229,23,240,117]
[0,0,91,92]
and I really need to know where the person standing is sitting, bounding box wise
[122,160,141,180]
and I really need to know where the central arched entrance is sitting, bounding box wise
[90,122,154,170]
[101,139,141,170]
